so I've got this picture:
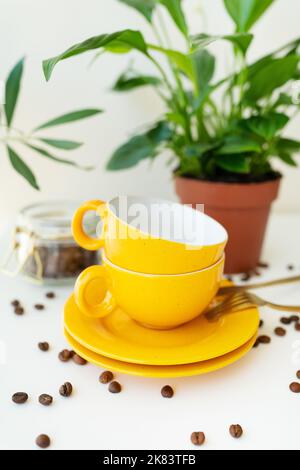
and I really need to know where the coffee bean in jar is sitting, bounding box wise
[7,202,100,284]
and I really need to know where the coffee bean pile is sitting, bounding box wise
[98,370,122,394]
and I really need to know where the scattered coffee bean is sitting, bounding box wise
[38,342,49,352]
[226,276,233,282]
[59,382,73,397]
[295,323,300,332]
[241,272,251,282]
[58,349,72,362]
[99,370,114,384]
[161,385,174,398]
[11,299,20,307]
[72,353,87,365]
[252,268,261,277]
[280,317,292,325]
[275,327,286,337]
[252,339,260,348]
[12,392,28,404]
[289,382,300,393]
[287,264,295,271]
[35,434,50,449]
[108,381,122,394]
[39,394,53,406]
[190,432,205,446]
[45,292,55,299]
[289,315,299,323]
[296,371,300,380]
[14,306,24,315]
[259,319,264,328]
[258,335,271,344]
[34,304,45,310]
[257,261,269,269]
[229,424,243,438]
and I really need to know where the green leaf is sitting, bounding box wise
[224,0,275,32]
[158,0,188,37]
[245,113,289,140]
[38,138,83,150]
[34,109,102,131]
[43,30,148,80]
[216,154,251,173]
[191,49,215,98]
[4,58,24,127]
[107,121,171,170]
[217,135,261,155]
[276,138,300,153]
[148,44,194,82]
[117,0,156,22]
[113,70,161,91]
[7,145,39,190]
[165,112,186,129]
[26,144,92,169]
[191,33,253,55]
[277,152,297,167]
[245,56,300,102]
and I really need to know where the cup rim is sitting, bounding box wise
[102,251,225,278]
[106,195,228,247]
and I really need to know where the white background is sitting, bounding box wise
[0,0,300,219]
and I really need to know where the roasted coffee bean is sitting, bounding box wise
[99,370,114,384]
[252,268,261,277]
[108,381,122,394]
[161,385,174,398]
[252,339,260,348]
[226,276,233,282]
[281,317,292,325]
[11,299,20,307]
[258,335,271,344]
[296,371,300,380]
[241,272,251,282]
[59,382,73,397]
[259,319,264,328]
[190,432,205,446]
[38,342,49,351]
[34,304,45,310]
[39,394,53,406]
[275,327,286,337]
[287,264,295,271]
[12,392,28,404]
[72,353,87,365]
[14,306,24,315]
[289,382,300,393]
[295,323,300,332]
[58,349,72,362]
[35,434,50,449]
[289,315,299,323]
[229,424,243,438]
[45,292,55,299]
[257,261,269,269]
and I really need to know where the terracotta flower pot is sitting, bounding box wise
[175,176,281,274]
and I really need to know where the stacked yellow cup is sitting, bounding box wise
[72,196,227,330]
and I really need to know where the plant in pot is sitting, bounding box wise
[1,58,102,189]
[43,0,300,273]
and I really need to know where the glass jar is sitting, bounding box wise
[2,201,100,284]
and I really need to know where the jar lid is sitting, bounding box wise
[18,201,98,239]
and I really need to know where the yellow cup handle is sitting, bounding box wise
[72,199,106,251]
[74,265,117,318]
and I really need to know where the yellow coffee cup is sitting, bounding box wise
[74,254,225,330]
[72,196,227,275]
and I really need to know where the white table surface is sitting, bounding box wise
[1,213,300,451]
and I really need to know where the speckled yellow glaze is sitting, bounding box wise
[74,255,225,329]
[64,329,257,378]
[72,198,227,275]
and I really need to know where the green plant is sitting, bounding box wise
[43,0,300,181]
[0,58,102,189]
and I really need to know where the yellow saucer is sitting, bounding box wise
[64,294,259,366]
[64,329,257,378]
